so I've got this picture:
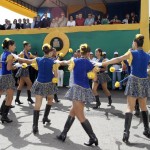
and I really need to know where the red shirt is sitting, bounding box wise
[76,18,85,26]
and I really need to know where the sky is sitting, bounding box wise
[0,6,32,24]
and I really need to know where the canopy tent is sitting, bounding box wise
[21,0,139,8]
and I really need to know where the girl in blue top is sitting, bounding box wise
[0,38,16,123]
[12,44,58,134]
[15,41,35,105]
[95,34,150,143]
[56,44,98,147]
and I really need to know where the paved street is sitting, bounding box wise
[0,88,150,150]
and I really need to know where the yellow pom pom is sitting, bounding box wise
[59,52,64,57]
[22,63,28,68]
[87,72,95,79]
[69,48,73,53]
[1,44,3,47]
[52,77,58,83]
[115,81,120,88]
[110,67,115,72]
[5,38,10,42]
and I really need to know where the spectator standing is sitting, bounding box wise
[129,12,139,23]
[101,14,110,24]
[76,13,85,26]
[31,17,37,29]
[18,19,23,29]
[67,16,76,27]
[58,12,67,27]
[24,19,31,29]
[22,18,27,29]
[41,13,51,28]
[50,18,59,28]
[34,15,41,28]
[110,15,121,24]
[112,52,122,90]
[95,14,101,25]
[122,14,130,24]
[84,14,94,26]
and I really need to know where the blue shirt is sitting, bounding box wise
[73,58,94,88]
[36,57,54,83]
[131,50,150,78]
[1,50,12,75]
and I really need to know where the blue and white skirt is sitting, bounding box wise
[0,74,15,90]
[97,72,111,84]
[16,67,29,78]
[31,81,56,96]
[65,84,95,104]
[124,75,150,98]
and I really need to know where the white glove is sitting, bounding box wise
[14,63,22,68]
[54,60,61,64]
[11,53,19,60]
[92,62,102,67]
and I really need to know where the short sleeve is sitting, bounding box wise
[87,60,94,72]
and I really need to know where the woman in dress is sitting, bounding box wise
[12,44,58,134]
[15,41,35,104]
[92,48,112,109]
[95,34,150,142]
[0,38,16,123]
[56,44,99,146]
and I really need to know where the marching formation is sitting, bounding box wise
[0,34,150,147]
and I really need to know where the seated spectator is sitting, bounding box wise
[101,14,110,24]
[24,19,31,28]
[129,12,139,23]
[50,18,59,28]
[34,15,41,28]
[41,13,51,28]
[58,12,67,27]
[31,17,37,28]
[92,14,96,22]
[22,18,27,29]
[84,14,94,26]
[18,19,23,29]
[76,13,85,26]
[95,14,101,25]
[103,52,109,61]
[4,19,11,30]
[67,16,75,27]
[11,19,20,29]
[122,14,130,24]
[110,15,121,24]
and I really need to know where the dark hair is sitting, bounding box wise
[134,34,144,47]
[23,41,29,47]
[80,44,90,55]
[76,49,80,53]
[2,38,15,50]
[95,48,103,56]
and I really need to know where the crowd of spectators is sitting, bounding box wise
[0,12,139,30]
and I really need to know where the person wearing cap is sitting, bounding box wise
[95,34,150,143]
[112,51,122,90]
[103,52,109,61]
[12,43,58,134]
[90,52,96,61]
[15,41,35,105]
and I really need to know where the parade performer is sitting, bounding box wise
[56,44,98,147]
[0,38,16,123]
[12,43,58,134]
[94,34,150,143]
[92,48,112,109]
[15,41,35,104]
